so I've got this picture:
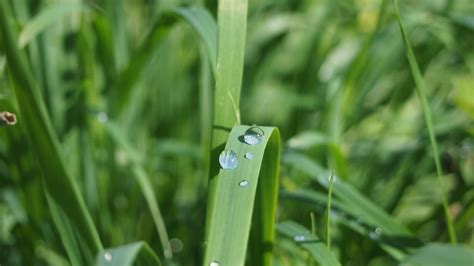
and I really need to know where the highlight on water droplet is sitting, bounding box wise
[97,112,108,123]
[219,149,238,170]
[239,179,249,188]
[104,252,112,262]
[244,152,253,160]
[243,126,264,145]
[293,235,305,242]
[209,261,220,266]
[375,227,383,235]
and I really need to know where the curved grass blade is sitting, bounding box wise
[277,221,340,266]
[18,2,90,48]
[104,122,172,260]
[0,2,102,265]
[393,0,456,244]
[402,243,474,266]
[175,6,217,74]
[204,125,280,266]
[116,6,217,113]
[96,241,162,266]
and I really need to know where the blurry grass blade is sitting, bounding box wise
[0,2,102,264]
[175,6,217,74]
[325,172,334,249]
[18,2,90,48]
[204,125,280,266]
[393,0,456,244]
[96,242,162,266]
[104,122,172,260]
[277,221,340,266]
[402,243,474,266]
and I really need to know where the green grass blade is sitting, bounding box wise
[96,241,162,266]
[18,2,90,48]
[0,2,102,265]
[393,0,457,244]
[205,0,248,244]
[325,172,335,249]
[175,6,217,74]
[104,122,172,260]
[204,125,280,266]
[402,243,474,266]
[277,221,340,266]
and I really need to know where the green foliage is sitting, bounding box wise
[0,0,473,265]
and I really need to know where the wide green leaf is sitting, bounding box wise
[402,243,474,266]
[204,125,280,266]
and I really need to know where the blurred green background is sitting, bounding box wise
[0,0,473,265]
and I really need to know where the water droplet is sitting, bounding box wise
[328,174,337,183]
[293,235,305,242]
[243,127,264,145]
[369,227,382,240]
[169,238,184,253]
[219,149,238,170]
[239,180,249,188]
[97,112,108,123]
[375,227,383,235]
[210,261,219,266]
[104,252,112,262]
[244,152,254,160]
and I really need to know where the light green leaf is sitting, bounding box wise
[402,243,474,266]
[204,125,280,266]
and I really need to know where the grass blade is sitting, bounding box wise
[0,1,102,264]
[402,243,474,266]
[393,0,457,244]
[104,122,172,260]
[277,221,340,266]
[96,241,162,266]
[204,125,280,265]
[18,2,89,48]
[175,6,217,75]
[325,172,335,249]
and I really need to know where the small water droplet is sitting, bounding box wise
[243,127,264,145]
[239,180,249,188]
[244,152,254,160]
[219,149,238,170]
[97,112,108,123]
[210,261,219,266]
[104,252,112,262]
[328,174,337,183]
[375,227,383,235]
[293,235,306,242]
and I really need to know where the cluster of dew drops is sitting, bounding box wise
[218,127,265,190]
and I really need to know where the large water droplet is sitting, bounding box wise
[210,261,219,266]
[104,252,112,262]
[244,152,254,160]
[239,180,249,188]
[243,127,264,145]
[219,149,238,170]
[293,235,306,242]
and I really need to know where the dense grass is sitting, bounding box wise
[0,0,473,265]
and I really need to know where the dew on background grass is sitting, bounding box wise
[219,149,238,170]
[369,227,383,240]
[244,152,253,160]
[210,261,219,266]
[239,180,249,188]
[104,252,112,262]
[293,235,306,242]
[97,112,108,123]
[243,127,264,145]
